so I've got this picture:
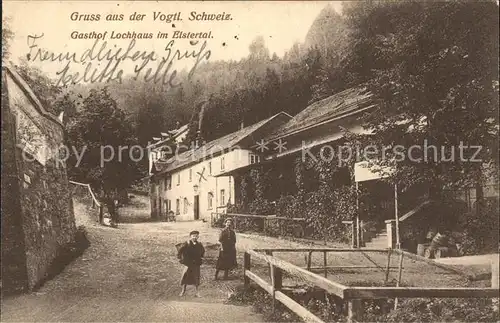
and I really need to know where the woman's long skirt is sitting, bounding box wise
[216,248,237,270]
[180,265,201,286]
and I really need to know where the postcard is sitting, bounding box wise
[2,1,499,322]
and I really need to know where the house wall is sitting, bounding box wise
[1,69,76,293]
[152,148,254,221]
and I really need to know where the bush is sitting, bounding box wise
[227,284,303,322]
[229,283,499,323]
[461,198,499,255]
[380,298,499,322]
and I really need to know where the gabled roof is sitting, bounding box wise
[153,112,291,174]
[264,86,375,142]
[148,123,189,149]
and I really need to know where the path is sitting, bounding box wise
[1,203,264,322]
[1,197,486,322]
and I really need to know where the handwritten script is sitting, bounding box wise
[26,34,211,88]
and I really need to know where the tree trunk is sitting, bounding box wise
[475,176,484,216]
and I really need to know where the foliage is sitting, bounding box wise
[66,87,143,219]
[379,298,499,323]
[303,185,355,243]
[14,59,65,116]
[230,283,499,323]
[2,16,14,63]
[227,284,302,322]
[461,197,500,255]
[341,1,499,195]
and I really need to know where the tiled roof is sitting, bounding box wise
[148,124,189,148]
[153,112,290,174]
[265,86,375,141]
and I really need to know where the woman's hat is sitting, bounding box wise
[225,218,233,223]
[190,230,200,235]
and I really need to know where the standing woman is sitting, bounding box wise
[215,218,237,280]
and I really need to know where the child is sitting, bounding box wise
[177,230,205,297]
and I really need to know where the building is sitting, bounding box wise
[1,66,77,294]
[149,112,292,221]
[216,86,376,201]
[147,123,188,176]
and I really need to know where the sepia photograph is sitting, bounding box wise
[1,1,499,322]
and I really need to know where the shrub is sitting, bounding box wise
[381,298,499,322]
[461,198,499,255]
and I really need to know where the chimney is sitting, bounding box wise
[194,130,200,149]
[198,101,207,132]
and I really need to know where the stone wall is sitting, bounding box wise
[1,72,29,294]
[1,66,76,294]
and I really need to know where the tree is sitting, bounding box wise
[2,17,14,63]
[341,1,499,201]
[66,87,142,222]
[15,59,63,115]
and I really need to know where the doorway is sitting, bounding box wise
[193,195,200,220]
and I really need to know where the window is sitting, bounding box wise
[189,169,192,182]
[208,192,213,209]
[163,178,168,191]
[167,176,172,190]
[183,198,188,214]
[250,154,260,164]
[220,189,225,206]
[177,173,180,186]
[176,199,180,215]
[163,200,168,214]
[166,199,171,211]
[221,156,225,171]
[208,161,212,175]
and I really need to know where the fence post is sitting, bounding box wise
[271,264,283,313]
[307,251,313,271]
[323,251,328,278]
[266,250,273,280]
[384,249,392,284]
[351,222,355,248]
[347,299,361,323]
[99,205,104,224]
[394,252,404,310]
[492,259,499,311]
[244,252,251,288]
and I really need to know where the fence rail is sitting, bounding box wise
[243,247,499,323]
[69,180,104,223]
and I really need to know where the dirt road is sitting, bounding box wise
[1,197,479,322]
[1,205,265,322]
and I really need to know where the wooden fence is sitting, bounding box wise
[69,180,104,223]
[211,212,307,237]
[243,247,499,323]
